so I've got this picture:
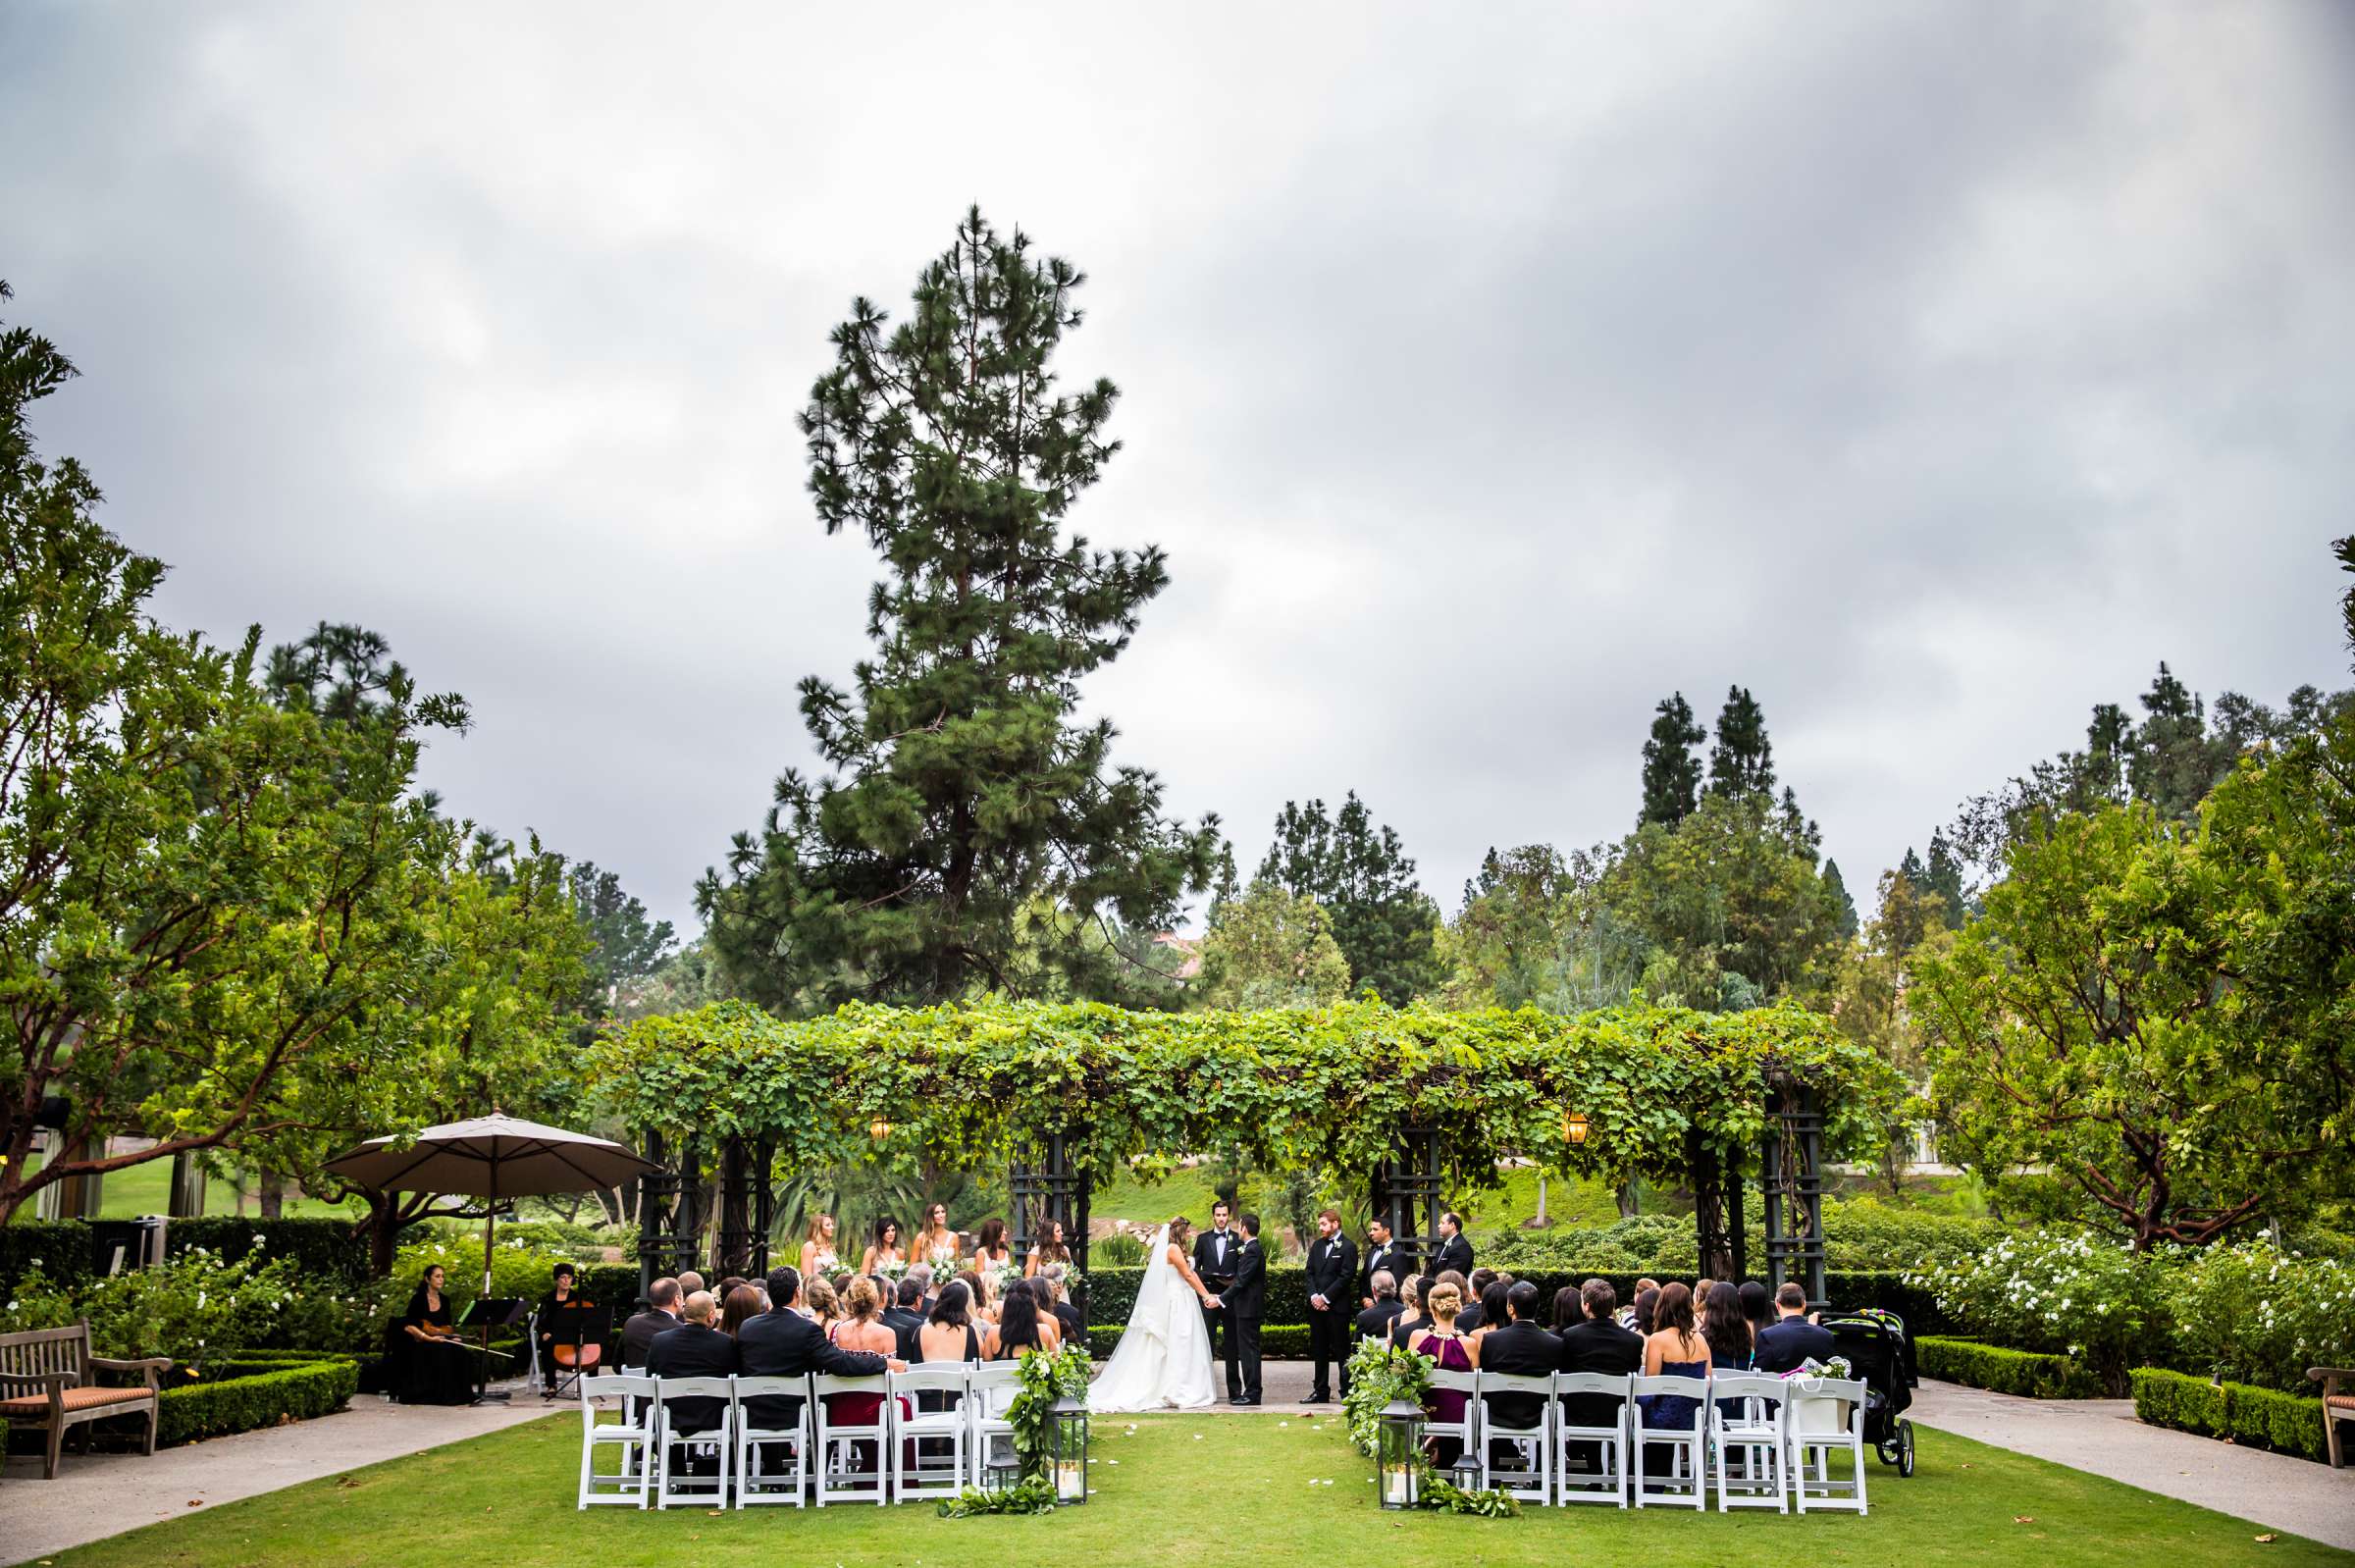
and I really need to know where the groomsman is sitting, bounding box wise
[1433,1211,1474,1279]
[1194,1198,1239,1363]
[1360,1218,1400,1309]
[1303,1208,1358,1403]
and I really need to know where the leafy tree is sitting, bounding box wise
[1820,858,1859,941]
[1916,787,2351,1249]
[266,622,411,724]
[567,860,677,1004]
[1440,845,1572,1009]
[699,208,1219,1010]
[0,287,468,1222]
[1829,871,1950,1192]
[2337,535,2355,668]
[1254,792,1443,1004]
[1193,881,1351,1010]
[1637,693,1706,827]
[1705,685,1775,799]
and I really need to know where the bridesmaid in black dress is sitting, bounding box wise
[393,1264,477,1405]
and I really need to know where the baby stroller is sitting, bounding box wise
[1816,1307,1916,1476]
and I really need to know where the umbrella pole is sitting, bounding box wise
[483,1161,497,1299]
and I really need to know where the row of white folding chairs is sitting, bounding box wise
[1427,1368,1870,1514]
[578,1362,1027,1510]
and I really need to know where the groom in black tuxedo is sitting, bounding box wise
[1215,1212,1267,1405]
[1193,1198,1238,1367]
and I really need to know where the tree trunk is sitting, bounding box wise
[259,1173,286,1221]
[1615,1180,1641,1219]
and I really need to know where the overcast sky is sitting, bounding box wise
[6,3,2352,936]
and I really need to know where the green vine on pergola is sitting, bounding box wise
[586,998,1896,1195]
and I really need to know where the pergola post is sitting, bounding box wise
[1689,1129,1737,1281]
[635,1129,704,1301]
[1010,1129,1086,1281]
[1373,1126,1442,1277]
[1760,1081,1827,1307]
[713,1133,759,1281]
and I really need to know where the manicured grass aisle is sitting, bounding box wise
[35,1413,2346,1568]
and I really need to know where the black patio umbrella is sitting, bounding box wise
[324,1113,654,1296]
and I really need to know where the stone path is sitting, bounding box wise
[1909,1378,2355,1550]
[1,1379,555,1565]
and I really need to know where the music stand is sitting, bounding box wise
[458,1296,527,1402]
[543,1299,611,1399]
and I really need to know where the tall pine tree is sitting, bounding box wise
[699,208,1220,1010]
[1637,692,1707,826]
[1706,685,1776,799]
[1255,792,1443,1004]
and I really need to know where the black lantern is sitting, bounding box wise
[1047,1392,1090,1504]
[1377,1397,1424,1509]
[980,1432,1022,1493]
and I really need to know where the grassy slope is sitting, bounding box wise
[38,1411,2346,1568]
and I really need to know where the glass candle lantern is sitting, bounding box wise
[1048,1393,1089,1504]
[1378,1398,1424,1509]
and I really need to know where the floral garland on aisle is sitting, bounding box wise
[1339,1340,1522,1518]
[936,1342,1093,1518]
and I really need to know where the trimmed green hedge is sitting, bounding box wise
[165,1218,370,1290]
[0,1218,92,1292]
[2131,1367,2329,1463]
[1081,1266,1944,1334]
[156,1359,358,1446]
[1089,1324,1314,1360]
[1918,1336,2101,1399]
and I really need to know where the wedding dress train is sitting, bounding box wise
[1088,1225,1218,1412]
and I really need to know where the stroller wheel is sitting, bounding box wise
[1898,1419,1915,1477]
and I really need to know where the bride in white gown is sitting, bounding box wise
[1088,1217,1221,1413]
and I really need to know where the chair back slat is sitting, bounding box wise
[1556,1371,1632,1396]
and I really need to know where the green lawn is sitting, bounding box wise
[88,1159,356,1221]
[35,1410,2345,1567]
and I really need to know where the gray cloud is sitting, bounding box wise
[4,1,2351,931]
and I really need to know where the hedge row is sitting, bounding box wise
[155,1359,359,1446]
[1088,1324,1315,1361]
[165,1218,370,1289]
[2130,1368,2329,1463]
[0,1219,93,1290]
[1917,1336,2101,1399]
[1081,1267,1945,1334]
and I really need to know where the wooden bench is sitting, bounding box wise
[2311,1366,2355,1467]
[0,1321,170,1479]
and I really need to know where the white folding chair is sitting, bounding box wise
[1425,1367,1481,1483]
[1630,1372,1708,1508]
[1707,1372,1789,1512]
[577,1372,655,1508]
[732,1375,811,1508]
[891,1365,971,1501]
[1475,1372,1552,1504]
[1552,1372,1633,1506]
[616,1365,651,1481]
[811,1373,891,1505]
[651,1376,735,1509]
[1785,1377,1869,1515]
[967,1362,1024,1490]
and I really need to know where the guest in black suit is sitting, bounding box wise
[1555,1278,1645,1474]
[1359,1218,1400,1309]
[1480,1281,1561,1454]
[882,1275,928,1361]
[905,1262,937,1318]
[1303,1207,1358,1402]
[734,1267,900,1444]
[1458,1268,1498,1333]
[1194,1199,1240,1366]
[1354,1270,1404,1344]
[1433,1212,1473,1279]
[1753,1281,1838,1374]
[1218,1213,1268,1405]
[646,1291,738,1467]
[620,1277,681,1368]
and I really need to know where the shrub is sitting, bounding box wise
[2174,1239,2355,1392]
[1087,1323,1310,1360]
[155,1359,358,1446]
[1917,1336,2101,1398]
[1906,1229,2172,1394]
[1090,1232,1148,1268]
[2131,1367,2328,1463]
[1819,1200,1998,1272]
[0,1248,307,1363]
[0,1219,91,1293]
[164,1218,369,1290]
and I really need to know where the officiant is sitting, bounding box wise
[1193,1198,1240,1362]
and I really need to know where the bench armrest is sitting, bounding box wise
[89,1355,173,1389]
[0,1370,75,1399]
[2308,1367,2355,1385]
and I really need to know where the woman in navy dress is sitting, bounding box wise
[1639,1281,1711,1476]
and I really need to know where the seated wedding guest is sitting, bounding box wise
[737,1268,900,1454]
[1478,1281,1560,1452]
[717,1275,748,1301]
[1620,1276,1660,1329]
[1638,1282,1710,1463]
[883,1275,928,1359]
[719,1282,763,1339]
[1462,1268,1498,1333]
[1701,1280,1754,1424]
[800,1214,841,1281]
[620,1277,681,1367]
[1388,1276,1433,1347]
[392,1264,476,1405]
[971,1217,1013,1276]
[807,1276,841,1333]
[1410,1281,1479,1466]
[916,1202,961,1275]
[1468,1278,1511,1345]
[678,1270,706,1299]
[1040,1263,1085,1342]
[647,1291,737,1462]
[1739,1279,1773,1338]
[1025,1218,1073,1278]
[918,1279,992,1365]
[1753,1281,1837,1373]
[1556,1279,1644,1472]
[1627,1285,1659,1336]
[535,1262,581,1396]
[861,1216,904,1279]
[1356,1271,1404,1343]
[824,1275,902,1469]
[993,1277,1059,1357]
[905,1260,937,1314]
